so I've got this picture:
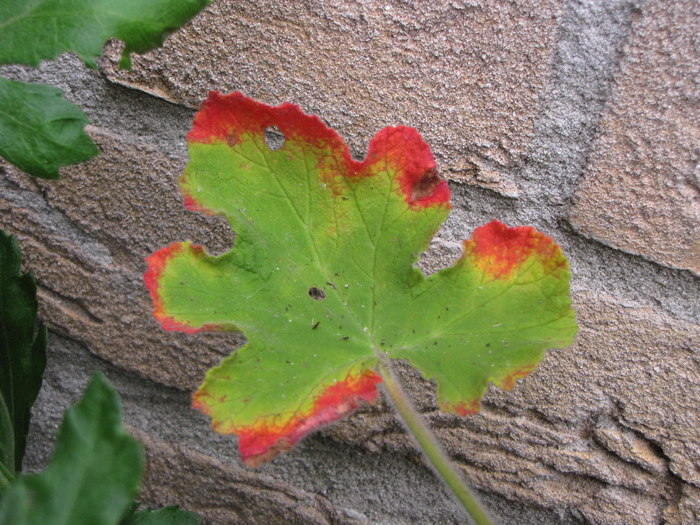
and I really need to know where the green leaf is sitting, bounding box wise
[0,372,143,525]
[121,506,203,525]
[146,92,578,467]
[0,77,99,179]
[0,229,47,481]
[0,0,210,178]
[0,0,211,69]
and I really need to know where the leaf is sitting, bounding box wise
[0,229,47,482]
[0,0,211,69]
[121,506,203,525]
[145,92,578,467]
[0,77,99,179]
[0,372,143,525]
[0,0,210,178]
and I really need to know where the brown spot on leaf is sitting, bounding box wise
[226,130,239,148]
[411,168,443,202]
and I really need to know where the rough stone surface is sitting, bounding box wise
[569,0,700,275]
[101,0,563,197]
[135,430,369,525]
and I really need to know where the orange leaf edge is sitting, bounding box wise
[194,368,382,467]
[464,220,566,281]
[145,243,225,334]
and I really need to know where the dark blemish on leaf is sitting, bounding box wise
[411,168,443,202]
[486,343,491,347]
[326,281,337,289]
[226,129,239,147]
[312,321,320,330]
[343,337,349,340]
[265,126,285,150]
[308,287,326,300]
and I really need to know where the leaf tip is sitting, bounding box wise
[494,364,539,390]
[441,399,481,417]
[182,190,216,216]
[187,91,347,150]
[144,242,205,334]
[465,220,567,281]
[367,126,451,209]
[200,368,382,467]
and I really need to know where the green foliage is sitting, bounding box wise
[0,0,211,69]
[0,372,142,525]
[0,229,47,488]
[0,77,99,179]
[146,92,578,467]
[0,370,202,524]
[0,0,210,178]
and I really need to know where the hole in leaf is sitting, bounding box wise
[265,126,285,150]
[308,287,326,300]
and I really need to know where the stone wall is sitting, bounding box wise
[1,0,698,523]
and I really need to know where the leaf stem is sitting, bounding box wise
[375,359,494,525]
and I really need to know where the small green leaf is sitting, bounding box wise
[121,506,203,525]
[146,92,578,467]
[0,0,211,69]
[0,372,143,525]
[0,229,47,481]
[0,77,99,179]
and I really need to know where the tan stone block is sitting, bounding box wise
[101,0,562,197]
[570,1,700,275]
[133,429,367,524]
[0,129,238,391]
[675,484,700,524]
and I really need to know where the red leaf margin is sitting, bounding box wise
[464,220,567,281]
[193,368,382,467]
[183,91,451,213]
[144,242,230,334]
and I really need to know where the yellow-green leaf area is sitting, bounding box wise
[145,92,577,466]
